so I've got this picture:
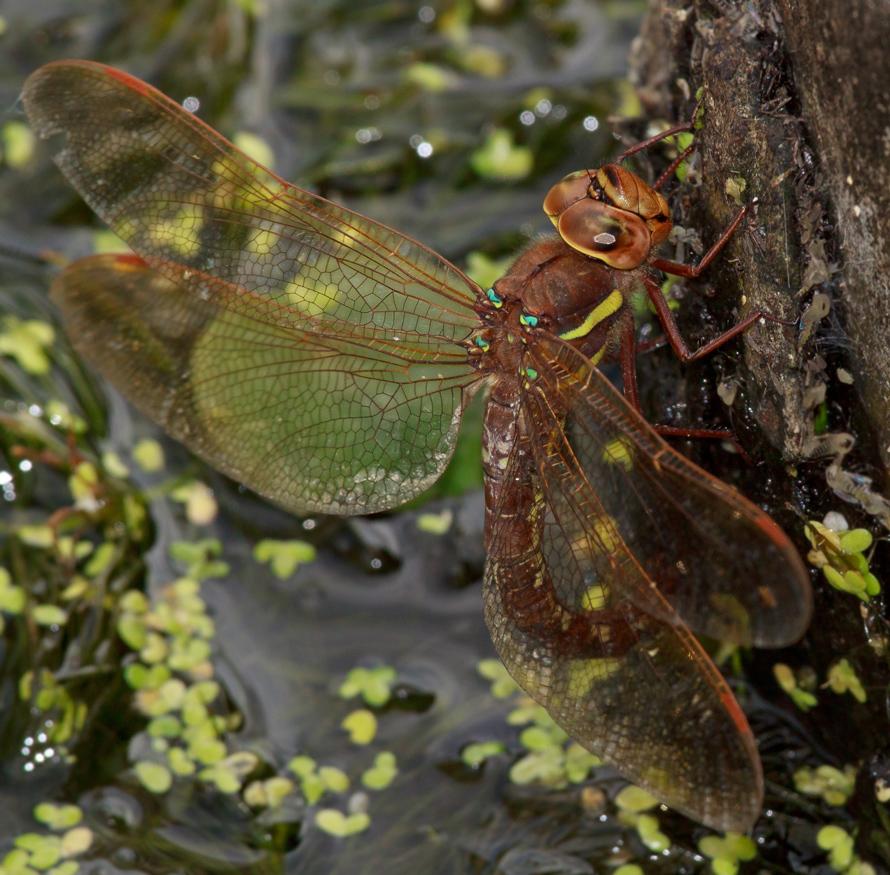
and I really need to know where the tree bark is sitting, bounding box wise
[631,0,890,490]
[628,0,890,863]
[777,1,890,475]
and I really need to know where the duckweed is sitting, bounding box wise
[416,509,453,534]
[286,756,351,805]
[0,316,54,374]
[171,480,219,525]
[253,539,317,578]
[615,786,670,853]
[794,764,857,807]
[461,741,505,768]
[698,833,757,875]
[0,567,27,615]
[169,540,229,580]
[244,776,296,808]
[774,663,818,711]
[614,786,658,814]
[806,516,880,602]
[134,761,173,794]
[1,119,36,168]
[361,752,398,790]
[477,658,519,699]
[132,438,165,472]
[826,659,867,703]
[469,129,533,181]
[338,666,396,707]
[315,808,370,837]
[635,813,671,853]
[342,709,377,745]
[33,804,82,830]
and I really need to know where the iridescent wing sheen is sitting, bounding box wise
[23,61,482,514]
[531,338,811,648]
[483,338,811,831]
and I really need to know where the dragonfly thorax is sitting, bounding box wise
[493,238,635,364]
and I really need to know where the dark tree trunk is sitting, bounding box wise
[627,0,890,864]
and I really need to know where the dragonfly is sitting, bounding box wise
[22,60,811,832]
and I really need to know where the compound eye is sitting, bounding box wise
[556,200,651,269]
[543,171,594,223]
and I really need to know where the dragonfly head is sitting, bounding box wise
[543,165,673,270]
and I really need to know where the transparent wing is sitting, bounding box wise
[483,427,762,831]
[24,61,483,513]
[483,338,811,830]
[51,254,480,513]
[526,337,812,648]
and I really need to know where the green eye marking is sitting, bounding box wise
[524,367,538,381]
[475,337,490,351]
[559,289,623,341]
[486,288,503,308]
[520,313,538,327]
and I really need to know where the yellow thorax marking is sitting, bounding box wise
[558,289,623,342]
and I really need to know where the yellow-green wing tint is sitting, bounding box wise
[51,255,479,513]
[23,61,483,513]
[527,338,812,649]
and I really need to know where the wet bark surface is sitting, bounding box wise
[628,1,890,866]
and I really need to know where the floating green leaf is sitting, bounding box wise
[341,709,377,745]
[339,666,396,707]
[615,786,658,814]
[315,809,370,837]
[698,833,757,875]
[362,752,398,790]
[59,826,93,856]
[2,120,36,168]
[132,438,165,472]
[461,741,504,768]
[134,761,173,794]
[817,825,854,871]
[253,539,317,578]
[773,663,818,711]
[416,509,453,534]
[405,62,454,92]
[636,813,670,853]
[826,658,867,703]
[101,451,130,479]
[168,747,196,776]
[233,131,275,169]
[0,568,26,615]
[477,659,519,699]
[794,764,857,807]
[0,317,54,373]
[33,803,82,831]
[32,605,68,627]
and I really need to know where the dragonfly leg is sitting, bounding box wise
[620,315,744,447]
[641,271,796,362]
[613,93,705,164]
[652,142,696,192]
[647,202,753,279]
[619,315,642,413]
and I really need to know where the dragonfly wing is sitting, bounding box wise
[525,337,812,648]
[482,413,762,831]
[51,254,480,514]
[24,61,483,514]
